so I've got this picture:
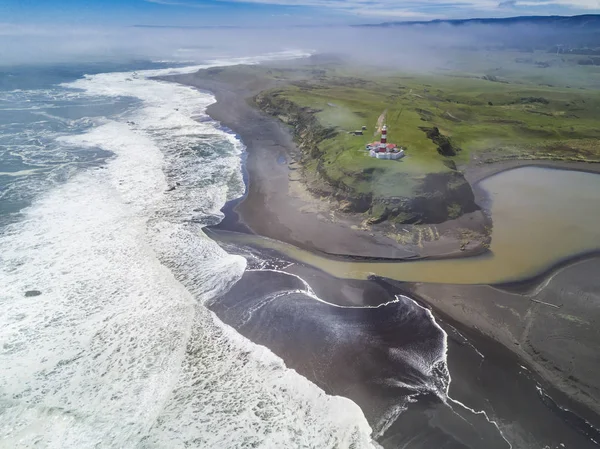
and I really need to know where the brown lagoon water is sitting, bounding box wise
[220,166,600,284]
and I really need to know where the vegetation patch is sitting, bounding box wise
[517,96,550,105]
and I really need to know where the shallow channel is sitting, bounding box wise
[216,166,600,284]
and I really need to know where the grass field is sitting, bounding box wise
[202,51,600,222]
[261,55,600,201]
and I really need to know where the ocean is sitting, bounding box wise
[0,54,377,448]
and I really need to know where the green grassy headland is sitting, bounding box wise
[206,52,600,224]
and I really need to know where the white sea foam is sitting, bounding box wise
[0,53,375,448]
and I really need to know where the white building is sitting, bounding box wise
[366,125,405,160]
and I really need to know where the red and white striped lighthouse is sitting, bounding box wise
[381,125,388,144]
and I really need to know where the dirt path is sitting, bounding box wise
[375,109,387,135]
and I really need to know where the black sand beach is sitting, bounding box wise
[162,64,600,447]
[207,240,600,448]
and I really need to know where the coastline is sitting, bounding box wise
[159,70,489,259]
[161,68,600,262]
[160,68,600,430]
[402,255,600,427]
[209,224,600,422]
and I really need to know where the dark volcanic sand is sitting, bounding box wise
[407,256,600,426]
[208,242,600,448]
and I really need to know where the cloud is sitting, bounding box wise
[144,0,600,19]
[2,11,597,67]
[218,0,600,13]
[144,0,500,17]
[0,22,107,37]
[524,0,600,8]
[232,0,497,12]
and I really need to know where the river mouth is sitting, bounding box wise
[211,166,600,285]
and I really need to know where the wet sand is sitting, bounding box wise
[208,241,600,448]
[214,229,600,435]
[406,256,600,429]
[208,166,600,285]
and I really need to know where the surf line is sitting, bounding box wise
[248,267,512,446]
[444,321,485,360]
[245,268,400,309]
[408,299,513,449]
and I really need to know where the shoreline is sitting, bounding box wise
[160,68,600,428]
[212,157,600,265]
[160,69,600,262]
[209,224,600,421]
[158,70,490,259]
[464,158,600,185]
[403,256,600,427]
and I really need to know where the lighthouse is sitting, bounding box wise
[366,123,405,160]
[380,125,388,146]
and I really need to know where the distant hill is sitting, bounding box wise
[357,14,600,29]
[356,14,600,51]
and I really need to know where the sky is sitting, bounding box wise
[1,0,599,26]
[1,0,599,64]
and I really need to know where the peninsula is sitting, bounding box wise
[165,54,600,259]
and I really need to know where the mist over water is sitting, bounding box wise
[3,18,600,74]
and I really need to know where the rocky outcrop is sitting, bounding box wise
[255,91,370,213]
[420,126,461,157]
[255,91,333,159]
[410,172,479,223]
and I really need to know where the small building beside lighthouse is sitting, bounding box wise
[366,125,404,160]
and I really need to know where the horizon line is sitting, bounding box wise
[132,12,600,29]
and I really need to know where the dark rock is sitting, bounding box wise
[419,126,461,156]
[409,172,479,223]
[25,290,41,297]
[443,159,457,170]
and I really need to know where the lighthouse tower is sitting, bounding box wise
[379,124,388,151]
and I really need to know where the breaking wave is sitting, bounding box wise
[0,53,376,448]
